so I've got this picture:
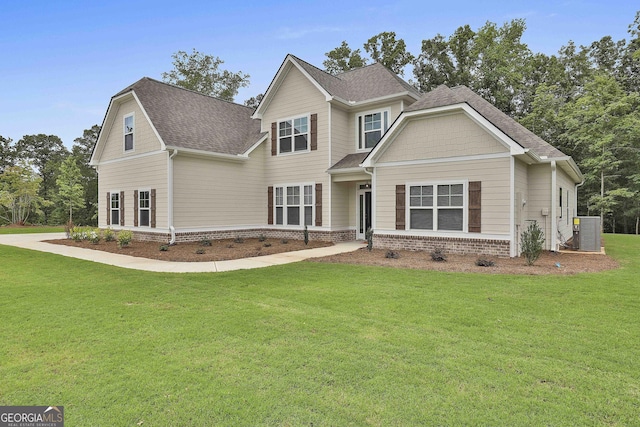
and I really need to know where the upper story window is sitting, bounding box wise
[358,110,389,150]
[279,116,308,154]
[124,114,134,151]
[409,183,465,231]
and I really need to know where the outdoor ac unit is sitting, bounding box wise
[572,216,601,252]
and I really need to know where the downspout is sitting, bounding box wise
[551,161,557,252]
[168,149,178,245]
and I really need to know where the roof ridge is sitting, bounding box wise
[130,77,255,110]
[288,54,344,82]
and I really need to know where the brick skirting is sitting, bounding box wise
[123,228,356,244]
[374,233,511,257]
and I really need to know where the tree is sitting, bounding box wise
[559,74,640,230]
[55,156,84,224]
[0,162,49,225]
[620,11,640,92]
[413,20,532,116]
[0,135,16,174]
[71,125,100,225]
[323,41,368,75]
[161,49,250,101]
[363,32,414,75]
[15,134,69,224]
[244,93,264,110]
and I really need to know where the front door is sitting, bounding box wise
[357,188,372,240]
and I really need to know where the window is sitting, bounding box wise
[139,190,150,227]
[275,187,284,225]
[124,114,134,151]
[358,110,389,150]
[274,184,314,226]
[279,116,308,154]
[110,192,120,225]
[409,183,465,231]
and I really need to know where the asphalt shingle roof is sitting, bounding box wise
[291,55,421,103]
[115,78,265,155]
[328,152,369,171]
[406,85,566,159]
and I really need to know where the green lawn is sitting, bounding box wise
[0,225,65,234]
[1,235,639,426]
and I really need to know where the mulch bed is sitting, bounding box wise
[308,247,619,275]
[47,237,618,275]
[47,237,332,262]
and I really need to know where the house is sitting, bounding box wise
[89,54,582,257]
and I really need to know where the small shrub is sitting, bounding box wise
[521,220,545,265]
[385,250,400,259]
[281,239,289,244]
[199,239,212,247]
[117,230,133,248]
[70,226,92,242]
[431,248,447,262]
[103,228,115,242]
[365,227,374,251]
[476,258,495,267]
[304,226,309,246]
[234,236,244,244]
[195,248,206,255]
[159,245,169,252]
[264,243,272,247]
[88,229,101,244]
[258,234,267,242]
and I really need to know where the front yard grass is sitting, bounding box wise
[0,234,639,425]
[0,225,64,234]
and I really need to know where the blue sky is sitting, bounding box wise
[1,1,637,148]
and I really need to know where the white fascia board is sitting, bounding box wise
[131,92,167,151]
[91,149,166,166]
[327,167,364,175]
[538,155,583,182]
[331,91,420,109]
[254,56,333,119]
[362,103,526,167]
[89,98,115,166]
[90,90,168,166]
[243,133,269,157]
[167,146,247,162]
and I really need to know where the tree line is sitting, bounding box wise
[0,127,99,226]
[324,12,640,234]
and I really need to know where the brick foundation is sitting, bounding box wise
[374,233,511,257]
[118,228,356,244]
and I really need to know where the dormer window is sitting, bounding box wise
[124,114,134,151]
[358,110,389,150]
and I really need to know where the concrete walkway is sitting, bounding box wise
[0,233,364,273]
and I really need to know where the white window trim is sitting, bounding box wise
[110,190,121,226]
[356,108,390,152]
[273,182,315,227]
[277,113,311,156]
[406,180,468,232]
[138,188,151,228]
[124,113,135,153]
